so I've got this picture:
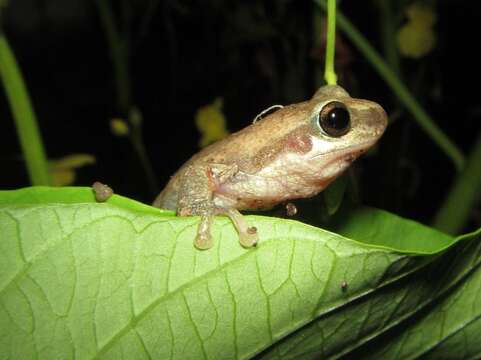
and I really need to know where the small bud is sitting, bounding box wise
[110,118,129,136]
[286,202,298,216]
[92,181,113,202]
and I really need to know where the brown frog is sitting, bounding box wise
[153,85,387,249]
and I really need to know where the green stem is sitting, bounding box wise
[94,0,131,113]
[139,0,162,39]
[433,132,481,234]
[377,1,400,75]
[324,0,337,85]
[131,129,158,194]
[128,107,159,193]
[312,7,324,87]
[94,0,158,194]
[315,0,465,172]
[0,33,51,185]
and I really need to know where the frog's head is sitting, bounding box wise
[308,84,387,153]
[278,85,387,192]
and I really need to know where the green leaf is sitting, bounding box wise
[327,206,455,254]
[0,187,477,359]
[0,186,172,217]
[257,229,481,359]
[353,229,481,359]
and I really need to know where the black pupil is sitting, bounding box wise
[327,107,349,130]
[320,103,350,136]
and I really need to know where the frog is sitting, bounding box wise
[153,85,387,250]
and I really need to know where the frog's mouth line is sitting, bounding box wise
[308,139,377,161]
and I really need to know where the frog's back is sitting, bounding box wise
[187,101,311,168]
[153,102,312,209]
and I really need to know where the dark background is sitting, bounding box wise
[1,0,480,231]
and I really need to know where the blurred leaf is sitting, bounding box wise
[323,174,347,216]
[434,132,481,234]
[195,97,229,148]
[48,154,96,186]
[49,154,96,170]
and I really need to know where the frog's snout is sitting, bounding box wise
[365,101,388,139]
[377,105,388,130]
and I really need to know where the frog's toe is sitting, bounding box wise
[194,232,213,250]
[239,226,258,248]
[194,215,214,250]
[223,208,259,248]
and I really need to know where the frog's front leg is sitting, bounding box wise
[177,165,216,249]
[177,163,257,249]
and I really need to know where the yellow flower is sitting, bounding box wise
[49,154,96,186]
[398,3,437,58]
[110,118,130,136]
[195,97,229,148]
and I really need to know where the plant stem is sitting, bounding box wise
[94,0,158,194]
[139,0,162,40]
[312,7,325,87]
[0,33,51,185]
[94,0,131,113]
[377,0,400,75]
[315,0,465,172]
[324,0,337,85]
[433,132,481,234]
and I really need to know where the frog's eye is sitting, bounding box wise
[318,101,350,137]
